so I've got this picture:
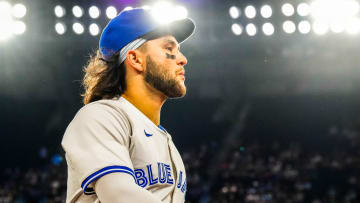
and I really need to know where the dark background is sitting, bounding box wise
[0,0,359,169]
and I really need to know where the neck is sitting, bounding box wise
[122,84,167,126]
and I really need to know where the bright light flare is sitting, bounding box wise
[12,20,25,35]
[72,22,84,34]
[229,6,240,19]
[346,18,360,35]
[246,23,257,36]
[283,21,296,34]
[55,22,66,35]
[282,3,295,16]
[12,4,26,18]
[72,5,84,18]
[311,0,359,20]
[0,18,12,41]
[330,20,345,33]
[244,5,256,19]
[151,2,188,24]
[231,23,242,35]
[54,5,66,18]
[313,20,329,35]
[89,23,100,36]
[89,6,100,19]
[0,1,11,18]
[106,6,117,19]
[260,5,272,18]
[262,23,274,35]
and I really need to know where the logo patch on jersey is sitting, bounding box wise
[144,130,153,137]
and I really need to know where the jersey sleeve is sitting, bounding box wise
[61,102,134,195]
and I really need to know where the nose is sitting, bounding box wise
[177,51,188,67]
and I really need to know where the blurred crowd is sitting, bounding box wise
[1,124,359,203]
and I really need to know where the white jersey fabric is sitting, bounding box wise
[61,97,187,203]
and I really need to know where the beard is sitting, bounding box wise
[144,55,186,98]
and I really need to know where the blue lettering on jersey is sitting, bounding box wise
[181,178,187,193]
[135,162,185,191]
[147,164,158,185]
[164,164,174,184]
[134,169,148,188]
[177,171,183,188]
[158,163,167,184]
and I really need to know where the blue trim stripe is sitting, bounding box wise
[158,124,167,133]
[81,165,136,195]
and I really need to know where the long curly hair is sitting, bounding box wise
[82,50,126,105]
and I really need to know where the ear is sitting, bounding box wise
[126,50,144,72]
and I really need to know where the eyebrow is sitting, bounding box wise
[164,39,180,50]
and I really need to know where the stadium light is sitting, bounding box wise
[0,1,12,41]
[229,6,240,19]
[106,6,117,19]
[72,22,84,34]
[12,4,26,18]
[0,1,11,18]
[55,22,66,35]
[54,5,65,18]
[262,23,274,35]
[151,2,188,24]
[246,23,257,36]
[330,20,345,33]
[298,21,311,34]
[244,5,256,19]
[89,6,100,19]
[345,18,360,35]
[12,20,25,35]
[89,23,100,36]
[313,20,329,35]
[283,21,296,34]
[231,23,242,35]
[297,3,310,17]
[72,5,84,18]
[260,5,272,19]
[282,3,295,17]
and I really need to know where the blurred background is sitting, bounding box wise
[1,0,360,202]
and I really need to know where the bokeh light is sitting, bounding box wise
[245,5,256,19]
[231,23,242,35]
[246,23,257,36]
[262,23,274,35]
[260,5,272,19]
[89,23,100,36]
[54,5,66,18]
[106,6,117,19]
[282,3,295,17]
[283,21,296,34]
[55,22,66,35]
[298,21,311,34]
[89,6,100,19]
[72,5,83,18]
[297,3,310,17]
[12,4,26,18]
[229,6,240,19]
[72,22,84,34]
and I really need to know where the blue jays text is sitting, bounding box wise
[134,162,187,193]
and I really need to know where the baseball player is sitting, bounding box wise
[61,8,195,203]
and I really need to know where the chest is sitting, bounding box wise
[128,124,187,197]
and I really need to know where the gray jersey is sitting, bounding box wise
[61,97,187,202]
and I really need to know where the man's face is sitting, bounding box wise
[143,35,188,98]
